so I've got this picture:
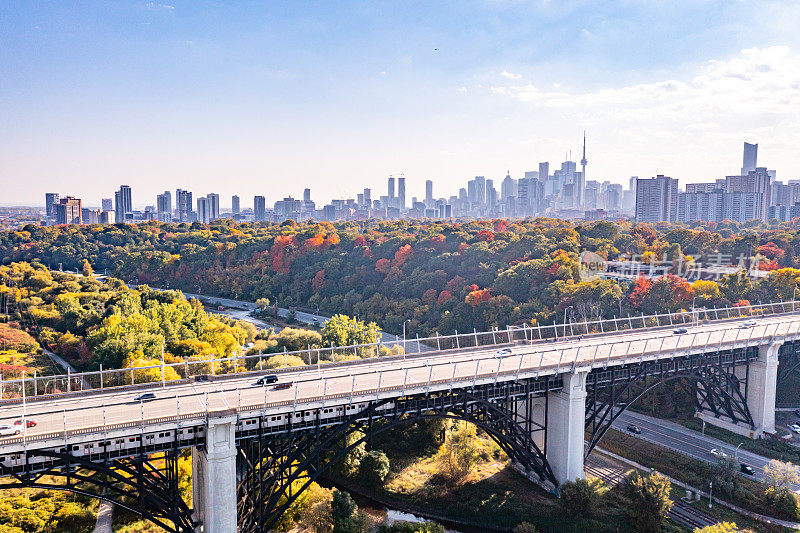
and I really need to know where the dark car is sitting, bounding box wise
[133,392,156,403]
[740,463,755,475]
[254,375,279,386]
[795,408,800,418]
[626,424,642,434]
[273,382,293,391]
[673,328,688,335]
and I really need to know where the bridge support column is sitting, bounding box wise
[698,341,780,438]
[546,370,587,486]
[192,410,238,533]
[746,342,780,437]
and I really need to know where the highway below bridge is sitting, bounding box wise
[1,304,799,532]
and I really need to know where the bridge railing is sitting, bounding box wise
[0,299,798,403]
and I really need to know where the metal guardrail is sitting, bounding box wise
[0,299,797,404]
[3,317,799,450]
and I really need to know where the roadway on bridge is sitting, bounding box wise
[1,312,798,448]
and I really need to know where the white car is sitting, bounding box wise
[710,448,728,458]
[495,348,513,357]
[789,424,800,435]
[739,319,757,329]
[0,425,21,437]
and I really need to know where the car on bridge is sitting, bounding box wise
[13,419,37,428]
[673,328,688,334]
[740,463,756,475]
[739,319,757,329]
[132,392,156,403]
[254,375,279,386]
[273,382,293,390]
[0,425,21,437]
[495,348,513,357]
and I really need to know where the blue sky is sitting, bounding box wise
[2,1,800,206]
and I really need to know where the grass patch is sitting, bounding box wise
[681,418,800,465]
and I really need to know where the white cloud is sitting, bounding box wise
[501,70,522,80]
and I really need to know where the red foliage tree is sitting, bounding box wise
[311,269,326,291]
[437,290,453,305]
[375,258,391,274]
[465,288,492,307]
[475,230,495,242]
[422,288,437,304]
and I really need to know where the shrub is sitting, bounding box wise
[558,478,598,518]
[513,522,539,533]
[378,521,445,533]
[620,472,672,532]
[763,487,799,521]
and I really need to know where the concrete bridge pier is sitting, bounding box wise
[546,370,588,486]
[192,410,238,533]
[699,340,780,439]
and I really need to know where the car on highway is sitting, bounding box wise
[0,425,22,437]
[626,424,642,434]
[739,319,757,329]
[789,424,800,435]
[495,348,513,357]
[13,419,37,428]
[740,463,756,475]
[132,392,156,403]
[254,375,279,386]
[710,448,728,458]
[673,328,688,335]
[273,382,293,391]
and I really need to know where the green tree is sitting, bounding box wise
[330,490,366,533]
[558,478,599,518]
[81,260,93,278]
[694,523,739,533]
[321,314,380,348]
[620,471,672,532]
[359,450,390,484]
[437,423,480,484]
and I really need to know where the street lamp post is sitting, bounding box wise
[402,319,411,353]
[708,481,713,509]
[563,306,574,338]
[735,442,743,461]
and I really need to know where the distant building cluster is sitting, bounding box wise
[634,143,796,224]
[41,135,646,226]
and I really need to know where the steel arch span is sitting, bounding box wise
[236,381,557,533]
[584,346,758,457]
[0,449,196,533]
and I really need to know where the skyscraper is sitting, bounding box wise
[45,193,59,222]
[207,193,220,221]
[363,188,371,208]
[500,172,516,201]
[114,185,132,223]
[197,197,210,224]
[254,195,266,222]
[101,198,113,212]
[176,189,193,222]
[387,176,395,203]
[742,142,758,175]
[398,177,406,210]
[303,188,311,202]
[232,195,240,215]
[425,180,433,206]
[54,197,82,225]
[635,175,678,222]
[156,192,172,222]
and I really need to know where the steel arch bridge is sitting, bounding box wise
[0,340,773,532]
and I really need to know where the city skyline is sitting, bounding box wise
[3,2,800,204]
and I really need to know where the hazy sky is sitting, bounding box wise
[3,1,800,207]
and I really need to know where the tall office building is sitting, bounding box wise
[156,192,172,222]
[101,198,113,212]
[387,176,395,203]
[196,197,211,223]
[398,177,406,210]
[114,185,132,223]
[635,175,678,222]
[254,196,266,222]
[500,172,516,201]
[207,193,220,221]
[303,188,311,202]
[54,197,82,225]
[742,142,758,175]
[425,180,434,206]
[363,188,371,208]
[486,179,497,209]
[578,133,587,208]
[231,195,240,215]
[45,193,59,222]
[176,189,193,222]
